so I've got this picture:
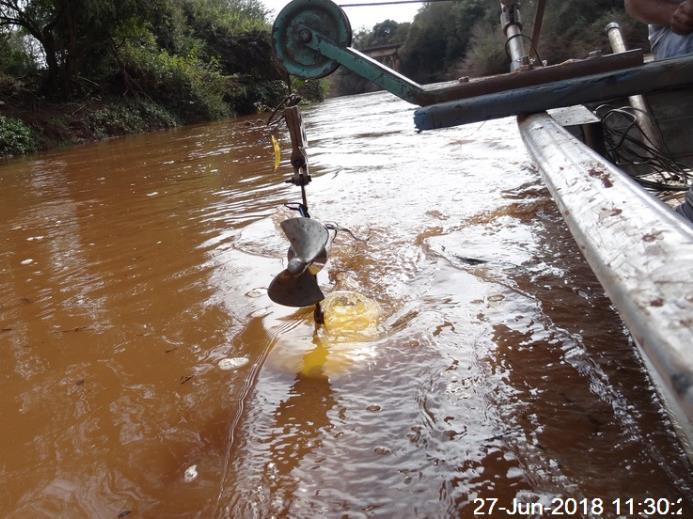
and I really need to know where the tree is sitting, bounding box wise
[399,0,487,81]
[0,0,140,95]
[0,0,64,90]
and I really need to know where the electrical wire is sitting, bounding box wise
[503,33,543,66]
[266,93,302,127]
[595,104,692,192]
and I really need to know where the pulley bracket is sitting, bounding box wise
[272,0,352,79]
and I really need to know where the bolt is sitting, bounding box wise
[299,28,312,43]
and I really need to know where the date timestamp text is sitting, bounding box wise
[473,497,685,516]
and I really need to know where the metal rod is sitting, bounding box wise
[605,21,665,152]
[506,26,527,70]
[423,51,643,105]
[314,303,325,325]
[518,111,693,461]
[301,184,309,216]
[500,0,528,70]
[530,0,546,60]
[303,29,426,103]
[414,54,693,130]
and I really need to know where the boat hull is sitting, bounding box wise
[518,111,693,460]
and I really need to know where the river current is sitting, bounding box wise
[1,91,691,517]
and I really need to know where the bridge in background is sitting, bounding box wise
[361,44,401,72]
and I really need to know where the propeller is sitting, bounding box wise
[268,217,329,307]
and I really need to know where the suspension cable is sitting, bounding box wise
[339,0,453,7]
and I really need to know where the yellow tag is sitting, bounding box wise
[271,135,281,171]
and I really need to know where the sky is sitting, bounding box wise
[263,0,420,33]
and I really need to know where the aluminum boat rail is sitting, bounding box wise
[519,113,693,457]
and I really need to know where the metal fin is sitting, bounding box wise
[268,269,325,307]
[281,218,329,265]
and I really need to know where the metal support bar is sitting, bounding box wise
[415,54,693,130]
[518,112,693,460]
[500,0,529,70]
[530,0,546,61]
[284,105,312,214]
[301,27,426,104]
[606,22,665,152]
[423,51,643,105]
[285,105,309,177]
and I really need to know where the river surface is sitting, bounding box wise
[1,91,691,518]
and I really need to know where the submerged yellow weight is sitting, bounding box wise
[321,290,381,341]
[267,291,382,378]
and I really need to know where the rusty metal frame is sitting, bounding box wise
[415,53,693,130]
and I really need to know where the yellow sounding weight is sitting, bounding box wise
[298,291,381,378]
[321,291,380,341]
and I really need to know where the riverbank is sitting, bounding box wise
[1,97,179,159]
[0,78,326,160]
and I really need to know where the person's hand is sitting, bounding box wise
[670,0,693,35]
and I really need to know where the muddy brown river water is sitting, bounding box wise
[1,92,692,518]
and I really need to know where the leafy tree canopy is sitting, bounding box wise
[0,0,298,119]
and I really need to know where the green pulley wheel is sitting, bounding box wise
[272,0,352,79]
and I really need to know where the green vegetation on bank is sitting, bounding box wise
[0,0,327,158]
[0,114,36,156]
[330,0,649,96]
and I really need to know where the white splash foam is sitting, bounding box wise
[218,357,249,370]
[184,464,198,482]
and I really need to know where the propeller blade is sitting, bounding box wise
[268,269,325,307]
[281,218,329,265]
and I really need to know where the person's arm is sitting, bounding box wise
[625,0,693,34]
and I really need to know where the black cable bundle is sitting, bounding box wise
[595,104,692,192]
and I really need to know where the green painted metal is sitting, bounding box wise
[272,0,352,79]
[272,0,426,101]
[301,28,427,104]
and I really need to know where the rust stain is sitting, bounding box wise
[588,168,613,188]
[650,298,664,307]
[642,231,663,242]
